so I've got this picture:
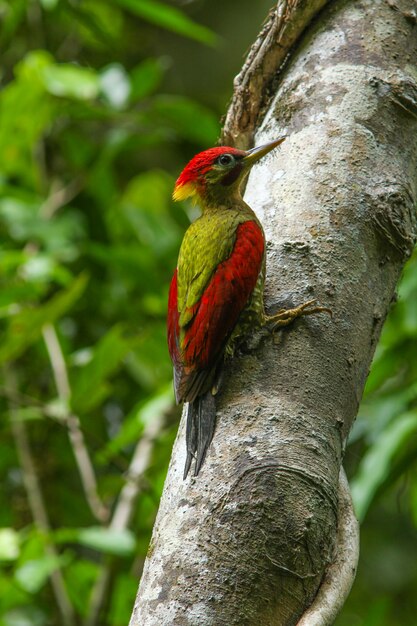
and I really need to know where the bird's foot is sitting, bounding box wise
[265,299,332,331]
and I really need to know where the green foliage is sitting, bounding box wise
[0,274,88,363]
[0,1,219,623]
[113,0,217,45]
[55,527,136,556]
[0,529,20,562]
[349,248,417,523]
[1,0,417,625]
[15,554,69,594]
[336,249,417,626]
[351,410,417,522]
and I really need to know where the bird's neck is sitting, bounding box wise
[198,188,257,220]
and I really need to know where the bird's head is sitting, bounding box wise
[173,137,286,207]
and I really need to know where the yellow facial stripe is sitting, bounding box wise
[173,181,196,202]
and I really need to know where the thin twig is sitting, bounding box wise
[42,323,109,523]
[111,411,165,531]
[4,367,76,626]
[42,324,71,399]
[40,177,84,220]
[83,411,166,626]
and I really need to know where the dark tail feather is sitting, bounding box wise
[183,392,216,479]
[195,392,216,476]
[183,401,197,479]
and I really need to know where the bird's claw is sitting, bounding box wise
[266,299,332,332]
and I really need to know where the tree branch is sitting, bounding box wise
[42,323,109,523]
[40,177,83,220]
[4,367,76,626]
[84,407,167,626]
[222,0,331,148]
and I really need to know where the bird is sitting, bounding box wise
[167,137,330,479]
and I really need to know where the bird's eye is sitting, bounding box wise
[217,154,235,167]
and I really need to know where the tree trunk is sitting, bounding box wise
[130,1,417,624]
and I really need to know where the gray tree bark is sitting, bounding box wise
[130,1,417,624]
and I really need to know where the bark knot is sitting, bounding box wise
[368,184,417,260]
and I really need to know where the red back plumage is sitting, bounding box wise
[167,220,264,403]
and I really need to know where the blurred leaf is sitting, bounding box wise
[351,411,417,521]
[108,572,138,625]
[77,527,135,556]
[363,345,403,396]
[112,0,217,45]
[2,606,47,626]
[42,64,100,100]
[129,57,167,101]
[0,52,55,186]
[14,528,48,563]
[0,194,86,261]
[64,559,99,616]
[0,572,29,614]
[15,554,69,593]
[9,407,45,422]
[40,0,59,9]
[0,529,20,561]
[150,95,220,144]
[56,527,135,556]
[350,383,417,444]
[126,326,172,389]
[98,383,173,461]
[67,0,124,47]
[100,64,131,109]
[0,273,88,363]
[120,169,181,254]
[71,325,135,413]
[361,597,391,626]
[0,0,27,47]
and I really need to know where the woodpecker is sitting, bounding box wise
[168,138,330,478]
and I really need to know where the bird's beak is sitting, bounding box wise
[242,136,287,167]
